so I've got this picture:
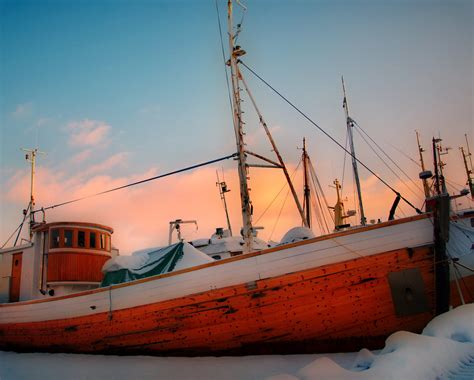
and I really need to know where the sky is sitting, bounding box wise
[1,0,473,254]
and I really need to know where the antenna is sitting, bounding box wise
[216,169,233,236]
[342,76,366,226]
[21,147,46,240]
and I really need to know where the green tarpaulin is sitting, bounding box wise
[101,242,184,287]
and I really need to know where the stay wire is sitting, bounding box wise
[268,160,301,241]
[352,120,424,196]
[341,132,349,193]
[308,157,334,225]
[2,203,31,248]
[39,153,238,212]
[353,125,424,203]
[215,0,234,119]
[239,61,422,215]
[255,159,302,224]
[388,142,421,168]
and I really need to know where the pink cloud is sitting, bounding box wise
[81,152,128,177]
[67,119,111,147]
[71,149,93,164]
[2,162,302,254]
[2,160,437,255]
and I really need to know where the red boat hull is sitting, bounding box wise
[0,245,436,355]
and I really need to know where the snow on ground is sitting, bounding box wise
[1,304,473,380]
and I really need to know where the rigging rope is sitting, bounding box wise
[308,157,334,226]
[352,120,424,197]
[341,132,349,194]
[388,142,421,168]
[1,207,30,249]
[267,160,301,241]
[269,186,291,241]
[215,0,234,120]
[37,153,238,212]
[239,60,423,215]
[255,159,302,224]
[353,125,424,203]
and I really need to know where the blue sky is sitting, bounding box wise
[1,0,472,251]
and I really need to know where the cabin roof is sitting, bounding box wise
[0,242,33,255]
[32,221,114,234]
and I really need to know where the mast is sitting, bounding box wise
[302,138,311,228]
[432,138,442,195]
[465,134,474,170]
[460,146,474,199]
[416,131,431,199]
[22,147,45,240]
[436,139,450,194]
[227,0,253,252]
[216,170,233,236]
[238,73,308,227]
[342,77,366,225]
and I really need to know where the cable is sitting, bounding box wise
[239,61,423,215]
[215,0,234,120]
[269,186,291,241]
[353,125,424,203]
[2,204,31,249]
[388,142,421,168]
[255,159,302,224]
[38,153,238,212]
[308,157,334,224]
[352,120,424,196]
[341,132,349,193]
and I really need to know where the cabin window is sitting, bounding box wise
[64,229,73,248]
[90,232,96,248]
[100,234,106,250]
[51,229,60,248]
[78,231,85,248]
[212,255,222,260]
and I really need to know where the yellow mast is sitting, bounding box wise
[329,179,354,230]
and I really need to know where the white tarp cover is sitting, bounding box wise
[101,242,213,286]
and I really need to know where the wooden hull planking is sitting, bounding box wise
[0,245,436,355]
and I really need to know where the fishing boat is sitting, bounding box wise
[0,0,469,356]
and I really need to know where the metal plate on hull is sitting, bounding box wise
[388,268,429,317]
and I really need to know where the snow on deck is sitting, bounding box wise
[0,304,473,380]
